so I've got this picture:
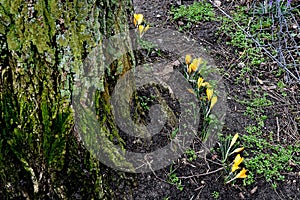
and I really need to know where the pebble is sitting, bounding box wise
[178,21,184,26]
[214,0,221,7]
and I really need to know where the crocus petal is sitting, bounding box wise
[231,154,244,172]
[233,154,242,164]
[138,25,144,36]
[134,14,144,26]
[190,58,199,72]
[186,54,192,65]
[134,18,137,26]
[144,24,150,32]
[201,82,211,88]
[230,133,239,148]
[188,64,192,73]
[232,147,244,154]
[210,96,218,109]
[197,77,204,88]
[206,88,213,101]
[231,164,240,172]
[235,168,247,179]
[234,154,244,165]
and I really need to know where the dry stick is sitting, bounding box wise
[208,0,300,83]
[276,116,280,142]
[178,166,224,179]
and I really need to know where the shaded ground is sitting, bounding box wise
[108,0,300,199]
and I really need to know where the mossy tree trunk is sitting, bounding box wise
[0,0,134,199]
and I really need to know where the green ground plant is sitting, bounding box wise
[217,6,273,82]
[169,0,300,192]
[218,2,300,83]
[167,165,184,191]
[242,135,300,187]
[185,149,197,161]
[235,91,300,186]
[170,1,215,29]
[212,191,220,199]
[138,95,156,111]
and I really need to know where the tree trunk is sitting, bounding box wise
[0,0,134,199]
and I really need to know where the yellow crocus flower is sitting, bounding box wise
[134,14,144,26]
[210,95,217,109]
[138,24,150,36]
[235,168,247,179]
[188,58,200,73]
[144,24,150,32]
[185,54,192,65]
[201,82,211,88]
[231,154,244,172]
[197,57,203,65]
[206,87,213,101]
[197,77,204,88]
[138,25,144,35]
[230,133,239,148]
[232,147,244,154]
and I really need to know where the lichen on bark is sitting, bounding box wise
[0,0,135,198]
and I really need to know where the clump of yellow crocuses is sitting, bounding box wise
[133,14,150,37]
[184,54,218,112]
[220,133,248,184]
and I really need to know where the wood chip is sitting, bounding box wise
[256,77,264,85]
[239,192,245,199]
[250,186,258,194]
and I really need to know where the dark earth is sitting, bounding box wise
[107,0,300,199]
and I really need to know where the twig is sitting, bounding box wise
[178,166,224,179]
[276,117,280,142]
[208,0,300,83]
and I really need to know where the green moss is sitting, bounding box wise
[1,0,134,198]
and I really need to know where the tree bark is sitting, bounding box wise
[0,0,134,199]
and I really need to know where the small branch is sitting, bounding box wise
[276,117,280,142]
[178,167,224,179]
[208,0,300,83]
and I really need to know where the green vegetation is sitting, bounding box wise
[167,165,184,191]
[212,191,220,199]
[217,3,300,82]
[217,6,269,82]
[170,0,300,191]
[185,149,197,161]
[171,1,215,29]
[242,136,300,187]
[138,95,156,111]
[234,91,300,186]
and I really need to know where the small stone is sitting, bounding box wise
[201,180,205,184]
[176,0,182,5]
[214,0,221,7]
[156,14,161,18]
[292,24,298,29]
[238,62,245,68]
[178,21,184,26]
